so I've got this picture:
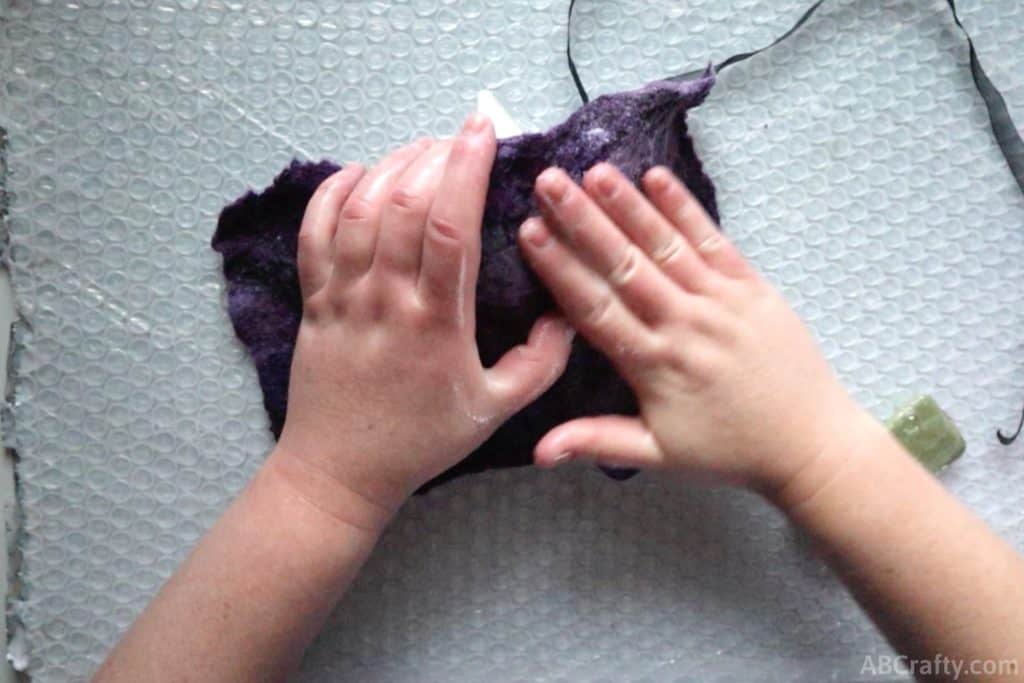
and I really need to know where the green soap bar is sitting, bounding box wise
[885,395,965,472]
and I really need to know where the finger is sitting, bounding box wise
[582,162,711,292]
[418,113,495,321]
[534,415,665,470]
[534,167,682,324]
[296,165,365,297]
[374,140,453,279]
[485,314,575,417]
[518,217,658,364]
[643,166,753,279]
[331,139,432,291]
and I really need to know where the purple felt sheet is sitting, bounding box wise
[212,71,719,490]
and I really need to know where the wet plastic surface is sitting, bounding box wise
[1,1,1023,680]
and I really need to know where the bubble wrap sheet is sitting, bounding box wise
[2,0,1024,680]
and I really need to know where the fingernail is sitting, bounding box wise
[536,167,569,203]
[591,163,617,197]
[550,451,573,466]
[520,218,550,248]
[464,112,488,134]
[644,166,672,192]
[544,316,576,343]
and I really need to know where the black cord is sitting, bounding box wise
[998,403,1024,445]
[565,0,1022,193]
[566,0,589,104]
[673,0,828,82]
[567,0,828,101]
[945,0,1024,196]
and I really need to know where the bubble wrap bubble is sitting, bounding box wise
[1,0,1023,680]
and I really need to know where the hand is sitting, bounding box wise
[519,163,871,495]
[272,115,574,529]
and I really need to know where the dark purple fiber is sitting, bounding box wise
[212,72,719,491]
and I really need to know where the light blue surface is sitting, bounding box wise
[1,0,1024,680]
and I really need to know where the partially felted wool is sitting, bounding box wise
[213,71,719,490]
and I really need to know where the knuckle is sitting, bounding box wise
[416,291,457,327]
[652,234,685,267]
[333,232,369,267]
[711,316,743,348]
[356,280,392,321]
[638,335,677,369]
[422,279,457,307]
[580,291,615,328]
[677,299,717,336]
[420,259,460,298]
[388,186,429,214]
[706,272,740,303]
[402,295,432,324]
[652,338,715,387]
[697,232,725,255]
[692,266,726,295]
[608,245,639,287]
[339,273,370,302]
[645,335,673,361]
[686,347,722,385]
[684,290,728,324]
[339,196,375,223]
[302,289,334,320]
[426,214,461,241]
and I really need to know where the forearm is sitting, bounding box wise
[775,414,1024,678]
[93,449,386,683]
[509,157,1024,676]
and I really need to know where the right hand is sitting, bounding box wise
[274,116,573,528]
[518,162,876,496]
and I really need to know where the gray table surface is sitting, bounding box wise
[2,0,1023,680]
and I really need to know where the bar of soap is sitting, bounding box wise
[886,395,966,471]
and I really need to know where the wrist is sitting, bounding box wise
[261,447,401,537]
[762,408,896,515]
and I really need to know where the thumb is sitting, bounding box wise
[485,314,575,416]
[534,415,666,470]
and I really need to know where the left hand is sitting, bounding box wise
[518,162,862,496]
[270,114,574,530]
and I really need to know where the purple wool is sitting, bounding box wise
[212,71,719,491]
